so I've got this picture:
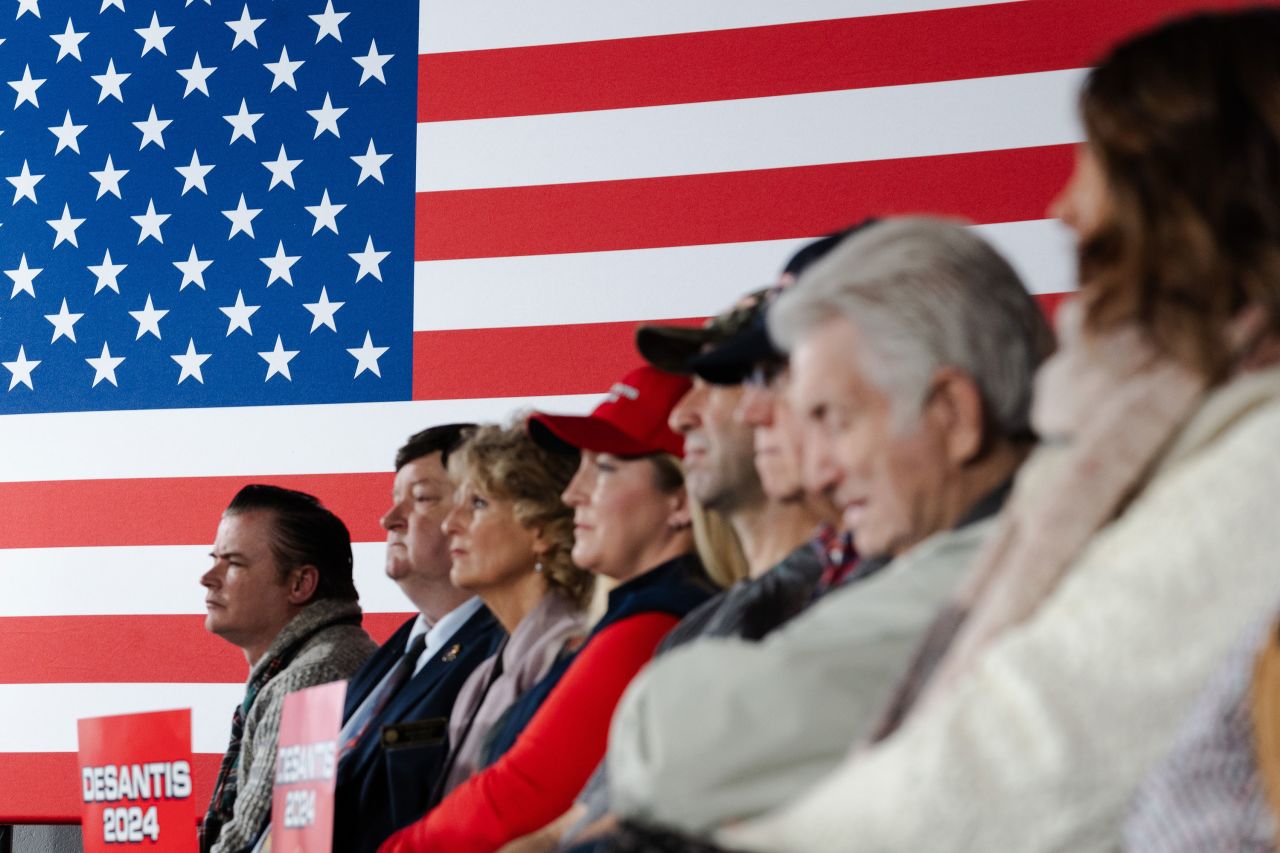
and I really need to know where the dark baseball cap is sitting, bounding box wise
[686,223,876,385]
[635,287,774,375]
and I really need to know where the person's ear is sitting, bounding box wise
[287,564,320,605]
[924,367,985,465]
[666,486,692,531]
[530,526,554,564]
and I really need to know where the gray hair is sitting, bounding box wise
[768,217,1053,437]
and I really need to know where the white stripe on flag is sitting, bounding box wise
[413,220,1076,332]
[419,0,1023,53]
[0,394,602,483]
[0,683,246,753]
[415,69,1085,192]
[0,543,410,618]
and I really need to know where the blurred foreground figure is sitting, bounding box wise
[723,9,1280,852]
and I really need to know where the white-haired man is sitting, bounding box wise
[606,217,1053,840]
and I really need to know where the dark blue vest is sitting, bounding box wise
[480,553,715,765]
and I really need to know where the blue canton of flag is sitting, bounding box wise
[0,0,416,414]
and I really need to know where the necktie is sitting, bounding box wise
[338,631,427,758]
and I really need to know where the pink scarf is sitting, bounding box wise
[874,300,1206,739]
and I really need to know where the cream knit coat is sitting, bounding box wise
[721,366,1280,853]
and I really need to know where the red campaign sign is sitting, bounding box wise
[77,708,197,852]
[270,680,347,853]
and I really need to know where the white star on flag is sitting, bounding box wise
[9,65,46,109]
[134,105,172,149]
[260,241,300,286]
[171,339,211,384]
[262,145,302,190]
[175,150,214,195]
[45,298,83,343]
[90,155,128,199]
[128,294,168,339]
[135,11,174,57]
[347,331,388,378]
[3,346,39,391]
[304,189,345,234]
[353,39,392,85]
[132,198,170,244]
[224,98,263,144]
[226,4,264,50]
[219,289,259,335]
[6,253,42,298]
[92,59,129,103]
[177,53,217,97]
[309,0,348,43]
[48,111,87,155]
[7,160,44,205]
[88,249,126,294]
[174,245,213,290]
[351,139,391,185]
[86,342,125,387]
[50,19,88,62]
[303,286,344,331]
[100,0,125,12]
[15,0,40,21]
[264,46,304,92]
[223,193,261,239]
[259,335,298,381]
[307,93,346,139]
[47,204,86,248]
[349,236,389,282]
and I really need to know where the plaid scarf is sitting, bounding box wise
[200,611,359,853]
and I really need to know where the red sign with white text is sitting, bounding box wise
[270,680,346,853]
[77,708,197,852]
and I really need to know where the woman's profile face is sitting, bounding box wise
[562,451,677,581]
[442,476,538,593]
[1049,144,1110,242]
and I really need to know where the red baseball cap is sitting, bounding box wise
[527,365,690,458]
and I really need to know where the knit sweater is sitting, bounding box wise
[720,366,1280,853]
[210,598,376,853]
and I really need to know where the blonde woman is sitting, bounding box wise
[432,422,595,800]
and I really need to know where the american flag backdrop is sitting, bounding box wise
[0,0,1254,823]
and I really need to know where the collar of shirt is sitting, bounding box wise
[406,596,484,676]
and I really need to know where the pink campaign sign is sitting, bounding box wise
[77,708,198,852]
[269,680,346,853]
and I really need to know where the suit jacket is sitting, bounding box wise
[332,606,503,853]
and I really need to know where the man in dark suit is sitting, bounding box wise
[332,424,504,853]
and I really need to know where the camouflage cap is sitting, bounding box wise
[635,286,774,375]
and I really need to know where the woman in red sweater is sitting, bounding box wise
[378,366,717,853]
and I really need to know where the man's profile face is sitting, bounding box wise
[790,316,955,559]
[201,509,297,656]
[668,377,759,511]
[736,368,807,502]
[380,451,456,589]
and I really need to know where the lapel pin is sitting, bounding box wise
[442,643,461,662]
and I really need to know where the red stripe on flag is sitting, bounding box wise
[410,293,1070,401]
[0,752,223,824]
[417,0,1250,121]
[0,613,410,684]
[415,145,1075,261]
[412,319,702,400]
[0,473,392,549]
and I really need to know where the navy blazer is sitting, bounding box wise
[332,606,503,853]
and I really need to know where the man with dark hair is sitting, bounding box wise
[201,485,376,853]
[331,424,505,853]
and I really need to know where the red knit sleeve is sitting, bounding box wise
[377,612,679,853]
